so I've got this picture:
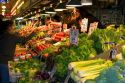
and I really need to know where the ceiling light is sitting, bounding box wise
[11,0,21,12]
[55,0,67,11]
[2,6,6,9]
[16,17,23,20]
[17,1,24,9]
[66,6,75,9]
[66,0,82,7]
[81,0,92,5]
[11,10,16,15]
[46,4,56,14]
[2,12,5,16]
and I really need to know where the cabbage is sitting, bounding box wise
[118,78,125,83]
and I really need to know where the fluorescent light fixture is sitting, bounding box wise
[29,18,33,20]
[13,12,16,15]
[66,6,75,9]
[2,5,6,9]
[81,0,92,5]
[66,0,82,7]
[11,0,21,12]
[41,13,49,15]
[17,1,24,9]
[55,0,67,11]
[11,9,16,15]
[46,4,56,14]
[16,17,23,20]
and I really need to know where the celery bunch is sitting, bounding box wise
[70,59,113,83]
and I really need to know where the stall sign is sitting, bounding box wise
[80,18,88,32]
[88,22,98,35]
[70,26,79,45]
[0,0,7,3]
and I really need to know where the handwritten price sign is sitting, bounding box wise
[70,27,79,45]
[80,18,88,32]
[88,22,98,35]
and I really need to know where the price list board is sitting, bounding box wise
[100,9,123,25]
[0,0,8,3]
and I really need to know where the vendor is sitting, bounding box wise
[0,20,37,83]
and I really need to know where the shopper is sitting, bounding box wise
[0,20,36,83]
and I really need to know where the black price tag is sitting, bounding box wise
[110,48,117,60]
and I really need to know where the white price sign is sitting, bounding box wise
[88,22,98,35]
[70,27,79,45]
[80,18,88,32]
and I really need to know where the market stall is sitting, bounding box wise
[8,19,125,83]
[1,0,125,83]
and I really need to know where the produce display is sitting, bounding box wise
[11,24,125,82]
[51,32,68,42]
[50,25,125,80]
[16,26,35,36]
[90,25,125,54]
[37,26,49,31]
[14,51,37,61]
[53,33,97,79]
[69,59,113,83]
[9,59,42,83]
[14,45,37,61]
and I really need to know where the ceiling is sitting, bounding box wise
[0,0,124,17]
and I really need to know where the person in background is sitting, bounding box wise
[77,7,103,31]
[53,15,61,22]
[45,17,52,26]
[0,20,37,83]
[68,8,103,33]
